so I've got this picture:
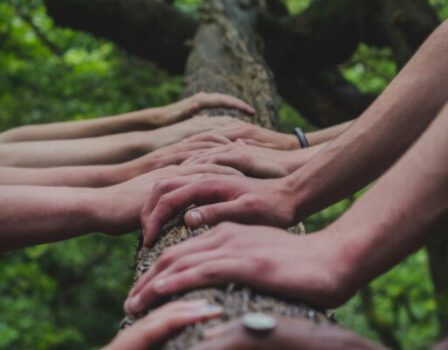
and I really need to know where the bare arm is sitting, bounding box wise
[0,93,254,143]
[0,116,239,167]
[0,164,241,252]
[327,101,448,297]
[0,138,225,187]
[306,120,352,146]
[130,100,448,315]
[137,21,448,244]
[290,20,448,219]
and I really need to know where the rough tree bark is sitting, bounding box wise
[120,0,331,348]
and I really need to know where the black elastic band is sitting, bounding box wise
[294,127,309,148]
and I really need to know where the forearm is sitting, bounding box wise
[327,103,448,293]
[306,120,352,146]
[0,164,133,187]
[0,108,166,143]
[283,142,327,173]
[0,131,153,167]
[0,185,102,252]
[0,118,229,167]
[288,20,448,219]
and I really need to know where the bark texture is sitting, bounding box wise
[121,1,332,348]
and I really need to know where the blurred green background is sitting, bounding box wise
[0,0,447,349]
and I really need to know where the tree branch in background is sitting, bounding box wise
[11,0,62,56]
[44,0,197,74]
[359,286,403,350]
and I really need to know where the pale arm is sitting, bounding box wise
[288,20,448,219]
[327,101,448,296]
[0,185,99,252]
[0,164,241,252]
[306,120,352,146]
[0,137,223,186]
[131,101,448,314]
[0,93,254,143]
[0,116,239,167]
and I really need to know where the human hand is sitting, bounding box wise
[125,134,231,179]
[150,116,246,150]
[95,164,243,236]
[189,122,299,150]
[183,142,301,178]
[192,316,384,350]
[125,223,354,315]
[103,299,222,350]
[140,174,299,246]
[161,92,255,125]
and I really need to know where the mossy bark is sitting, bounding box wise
[122,1,332,349]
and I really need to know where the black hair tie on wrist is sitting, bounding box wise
[294,127,309,148]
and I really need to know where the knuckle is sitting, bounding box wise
[158,251,175,267]
[195,91,207,100]
[242,195,259,210]
[153,180,170,195]
[199,264,220,280]
[158,194,174,210]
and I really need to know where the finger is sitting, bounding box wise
[131,259,245,312]
[142,181,235,246]
[186,133,232,145]
[144,249,231,293]
[126,250,230,314]
[176,141,227,152]
[236,138,270,148]
[136,300,223,345]
[178,164,243,177]
[128,230,221,299]
[184,198,248,228]
[140,178,193,241]
[199,93,255,115]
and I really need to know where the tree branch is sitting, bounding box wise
[44,0,197,74]
[43,0,439,126]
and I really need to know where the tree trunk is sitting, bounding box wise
[121,0,331,348]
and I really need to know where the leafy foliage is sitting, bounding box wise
[0,1,447,349]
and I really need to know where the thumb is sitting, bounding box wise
[184,200,245,228]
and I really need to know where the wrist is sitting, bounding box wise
[282,150,307,174]
[320,221,383,298]
[88,186,138,235]
[281,171,315,222]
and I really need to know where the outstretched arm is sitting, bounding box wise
[0,116,239,167]
[0,164,241,252]
[290,19,448,219]
[0,93,254,143]
[138,20,448,241]
[0,137,226,187]
[129,100,448,315]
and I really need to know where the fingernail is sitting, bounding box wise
[188,211,202,226]
[128,295,142,314]
[154,279,166,293]
[195,304,223,317]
